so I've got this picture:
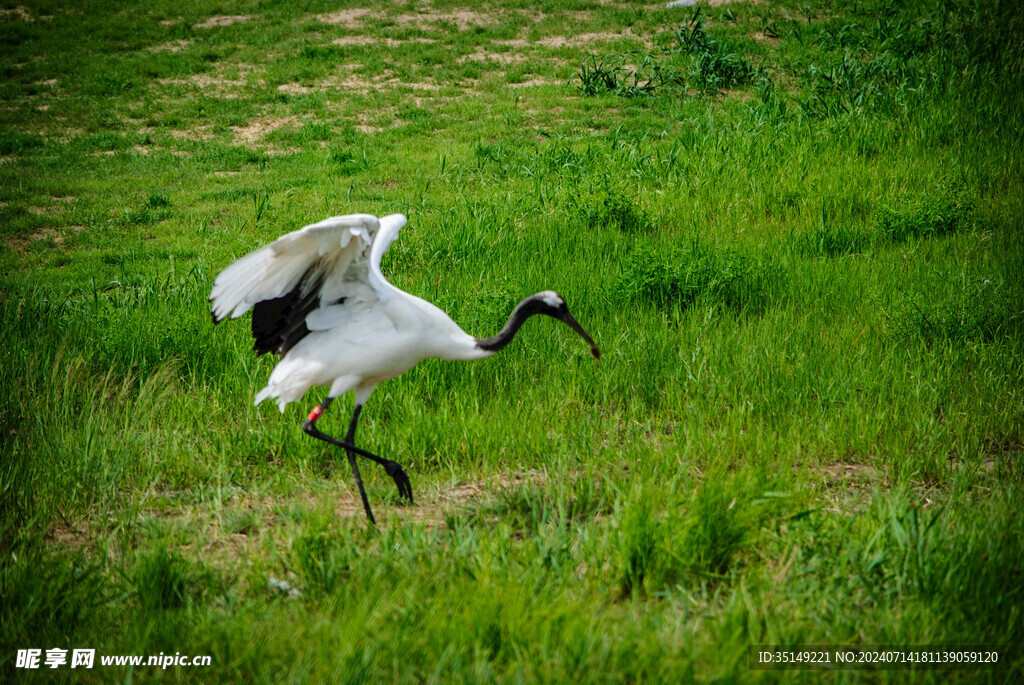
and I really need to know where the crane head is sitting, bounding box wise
[536,291,601,359]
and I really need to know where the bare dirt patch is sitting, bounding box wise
[277,82,312,95]
[323,70,440,93]
[310,469,551,525]
[388,37,437,46]
[231,115,297,145]
[395,9,495,30]
[436,470,547,508]
[317,8,372,27]
[48,470,551,560]
[7,224,85,251]
[49,520,90,548]
[149,39,191,53]
[458,50,526,65]
[535,31,651,49]
[196,15,251,29]
[351,109,385,133]
[815,463,884,514]
[158,66,260,98]
[509,77,562,88]
[722,88,756,101]
[537,36,570,48]
[330,35,378,46]
[196,73,247,92]
[169,127,214,141]
[265,146,301,156]
[0,6,32,22]
[332,36,438,47]
[317,6,549,31]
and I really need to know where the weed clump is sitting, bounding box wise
[135,548,207,611]
[889,277,1018,344]
[852,495,1024,626]
[329,147,369,174]
[293,516,361,595]
[472,478,613,535]
[0,131,45,155]
[298,122,332,143]
[146,192,171,208]
[572,12,760,99]
[666,11,759,94]
[875,190,976,242]
[487,485,550,535]
[798,223,872,258]
[678,480,746,577]
[299,43,343,61]
[615,479,753,597]
[571,54,669,98]
[614,241,779,312]
[803,52,899,120]
[567,180,652,232]
[617,500,660,597]
[2,550,108,646]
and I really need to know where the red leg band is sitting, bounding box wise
[308,405,324,422]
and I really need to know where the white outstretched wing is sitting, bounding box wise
[209,212,407,355]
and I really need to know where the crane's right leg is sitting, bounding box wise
[301,398,414,525]
[302,397,376,524]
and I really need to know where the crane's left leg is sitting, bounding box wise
[302,399,414,523]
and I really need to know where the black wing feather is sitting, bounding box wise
[250,265,325,357]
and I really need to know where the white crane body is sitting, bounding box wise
[210,212,599,523]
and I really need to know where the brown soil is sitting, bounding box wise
[196,15,251,29]
[316,9,372,27]
[47,470,550,564]
[231,115,297,145]
[148,39,191,53]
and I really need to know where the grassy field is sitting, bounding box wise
[2,0,1022,681]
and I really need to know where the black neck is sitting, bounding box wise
[475,295,549,353]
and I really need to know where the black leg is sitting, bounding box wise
[301,399,414,524]
[303,397,375,523]
[341,406,375,526]
[341,405,414,504]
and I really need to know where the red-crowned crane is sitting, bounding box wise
[209,213,600,524]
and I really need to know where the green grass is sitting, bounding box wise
[1,0,1023,682]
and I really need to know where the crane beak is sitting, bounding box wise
[560,311,601,359]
